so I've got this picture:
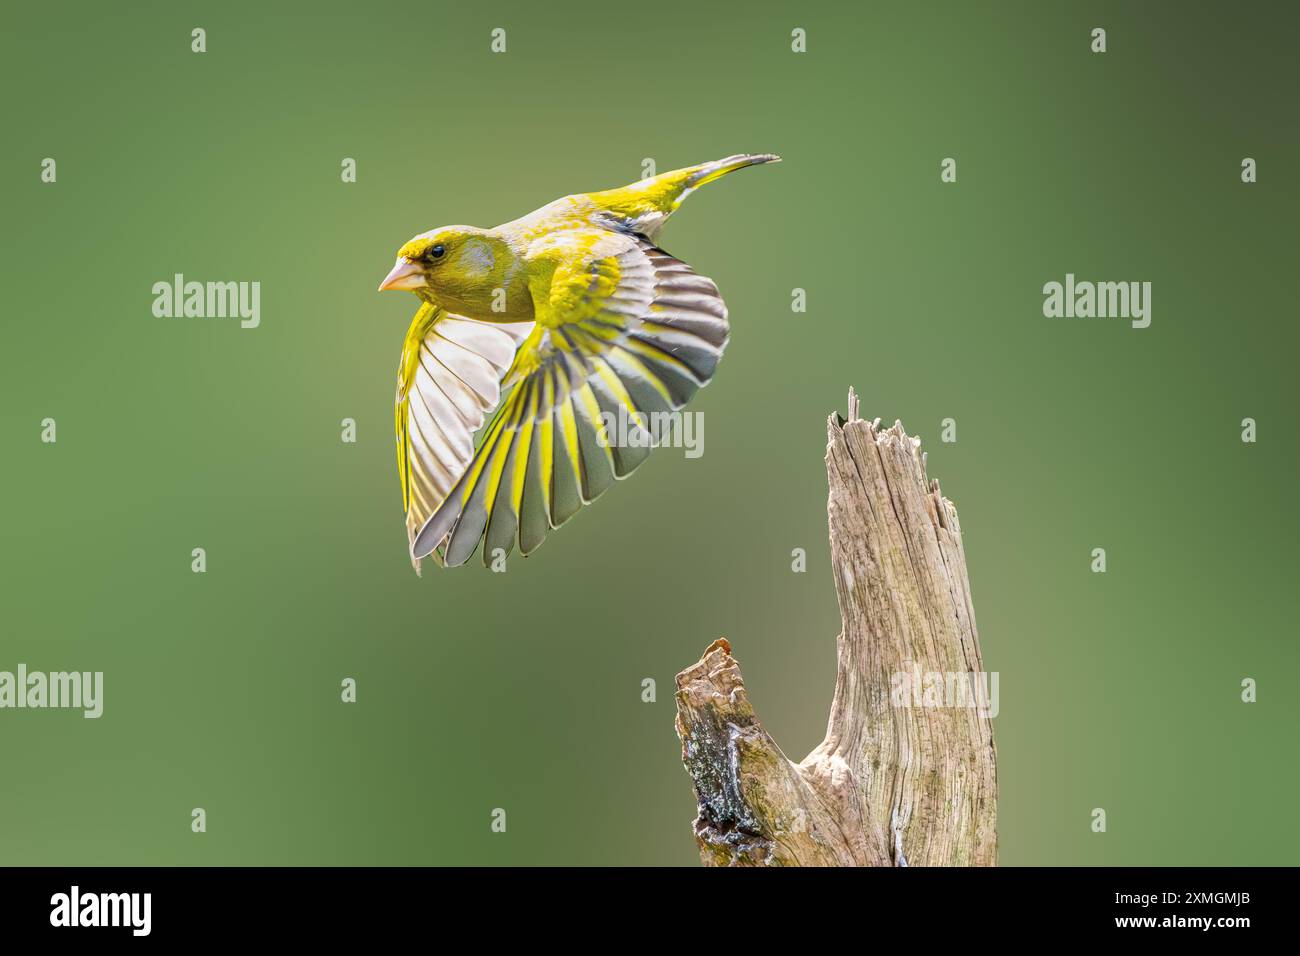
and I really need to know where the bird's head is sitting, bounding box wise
[378,226,505,312]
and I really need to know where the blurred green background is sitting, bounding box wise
[2,0,1296,865]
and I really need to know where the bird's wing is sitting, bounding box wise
[411,232,729,568]
[394,302,534,572]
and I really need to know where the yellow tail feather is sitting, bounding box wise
[590,153,781,228]
[684,153,782,190]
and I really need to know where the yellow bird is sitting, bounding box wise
[378,153,780,572]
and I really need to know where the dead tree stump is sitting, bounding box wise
[674,390,998,866]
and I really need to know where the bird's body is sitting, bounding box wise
[379,153,779,571]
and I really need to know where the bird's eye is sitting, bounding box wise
[428,244,446,261]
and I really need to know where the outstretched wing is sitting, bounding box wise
[394,303,533,572]
[412,231,729,567]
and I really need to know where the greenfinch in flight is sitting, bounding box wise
[379,153,780,572]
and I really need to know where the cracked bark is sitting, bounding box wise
[674,389,997,866]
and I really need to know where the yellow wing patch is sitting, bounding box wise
[410,233,731,567]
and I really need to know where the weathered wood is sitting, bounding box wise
[675,389,997,866]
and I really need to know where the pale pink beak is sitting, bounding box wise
[378,258,426,292]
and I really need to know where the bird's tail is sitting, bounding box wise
[591,153,781,233]
[682,153,782,189]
